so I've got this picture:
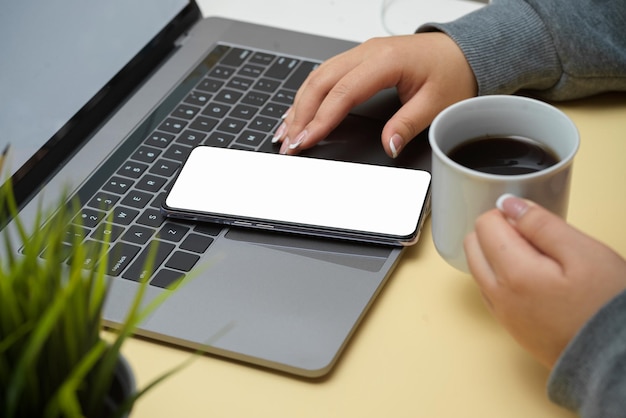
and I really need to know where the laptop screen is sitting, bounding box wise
[0,0,197,204]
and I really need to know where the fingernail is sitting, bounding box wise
[496,193,529,220]
[272,122,287,143]
[289,130,307,150]
[279,137,290,154]
[389,133,404,158]
[281,107,291,119]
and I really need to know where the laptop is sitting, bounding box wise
[0,0,432,377]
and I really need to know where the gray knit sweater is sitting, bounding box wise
[548,290,626,417]
[418,1,626,415]
[418,0,626,100]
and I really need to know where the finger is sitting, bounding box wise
[272,71,341,148]
[289,59,352,129]
[381,86,442,158]
[282,63,399,154]
[379,33,477,158]
[271,53,353,146]
[464,231,498,296]
[281,38,411,155]
[275,49,366,151]
[473,208,560,283]
[498,195,588,265]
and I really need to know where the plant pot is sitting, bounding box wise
[103,354,136,418]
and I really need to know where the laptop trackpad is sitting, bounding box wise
[223,108,425,273]
[225,229,392,272]
[295,114,432,171]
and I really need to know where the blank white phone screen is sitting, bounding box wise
[165,147,431,240]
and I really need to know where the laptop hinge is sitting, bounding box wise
[174,31,191,48]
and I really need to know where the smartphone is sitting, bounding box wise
[162,146,431,246]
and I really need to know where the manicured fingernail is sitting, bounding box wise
[281,107,291,119]
[289,130,307,150]
[389,133,404,158]
[496,193,529,220]
[272,122,287,143]
[279,137,290,154]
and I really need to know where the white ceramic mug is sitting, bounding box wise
[429,95,580,272]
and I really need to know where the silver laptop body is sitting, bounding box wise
[0,1,431,377]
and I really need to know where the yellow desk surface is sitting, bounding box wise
[124,93,625,417]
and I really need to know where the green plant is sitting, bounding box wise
[0,176,183,418]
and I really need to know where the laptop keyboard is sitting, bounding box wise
[55,43,320,289]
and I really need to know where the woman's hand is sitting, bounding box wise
[273,32,477,158]
[464,195,626,368]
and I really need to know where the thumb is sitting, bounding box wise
[381,92,440,159]
[496,194,583,264]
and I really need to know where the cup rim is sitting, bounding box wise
[429,95,580,180]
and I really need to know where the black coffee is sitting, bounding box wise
[447,135,559,175]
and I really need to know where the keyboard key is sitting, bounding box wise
[91,222,125,242]
[189,116,219,132]
[259,138,281,154]
[165,251,200,272]
[273,89,296,104]
[71,239,109,269]
[172,104,201,120]
[149,159,180,177]
[254,78,280,93]
[111,206,140,225]
[196,78,224,93]
[72,207,106,228]
[145,132,175,148]
[123,241,175,282]
[157,222,190,243]
[150,192,167,209]
[250,116,278,132]
[214,89,242,104]
[102,176,135,195]
[131,146,161,164]
[121,190,153,209]
[177,130,208,148]
[236,130,266,147]
[249,52,275,66]
[201,102,231,118]
[158,118,187,134]
[105,242,141,276]
[180,233,214,253]
[260,103,289,119]
[217,118,246,134]
[228,76,254,91]
[136,174,167,193]
[204,132,234,147]
[239,64,264,78]
[150,269,185,289]
[284,61,318,90]
[40,242,74,261]
[163,144,192,162]
[230,104,258,120]
[241,91,270,107]
[194,223,223,236]
[122,225,155,245]
[184,90,211,106]
[117,161,149,179]
[64,224,90,243]
[87,192,120,211]
[136,208,165,228]
[230,144,255,151]
[209,66,235,79]
[220,47,252,67]
[265,57,299,80]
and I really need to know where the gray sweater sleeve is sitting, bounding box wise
[417,0,626,100]
[547,289,626,417]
